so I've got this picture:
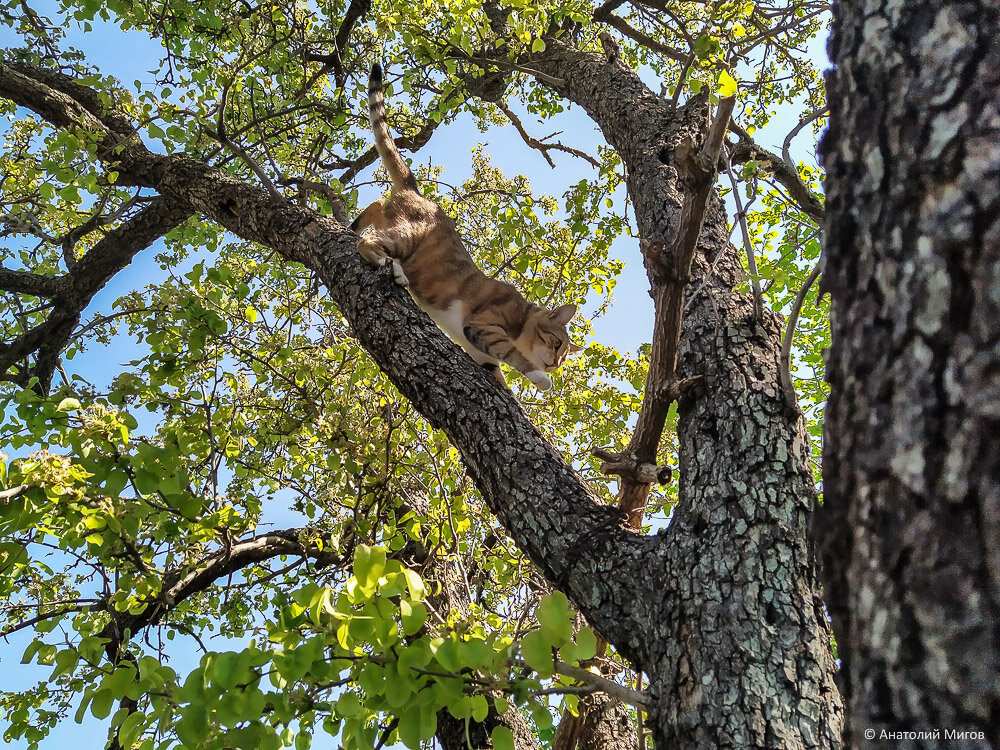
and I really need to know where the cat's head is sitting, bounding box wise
[525,303,584,373]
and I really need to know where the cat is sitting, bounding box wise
[351,63,582,390]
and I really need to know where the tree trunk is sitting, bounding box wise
[532,37,843,749]
[819,1,1000,746]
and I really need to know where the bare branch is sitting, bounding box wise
[0,483,32,502]
[553,659,651,710]
[782,105,828,168]
[495,101,601,168]
[779,252,823,411]
[98,527,347,651]
[591,447,673,486]
[609,96,733,522]
[0,605,86,638]
[724,145,763,320]
[302,0,371,90]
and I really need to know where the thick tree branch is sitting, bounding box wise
[0,266,62,297]
[592,5,688,63]
[612,95,734,523]
[0,196,193,390]
[99,527,345,645]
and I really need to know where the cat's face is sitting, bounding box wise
[527,304,584,372]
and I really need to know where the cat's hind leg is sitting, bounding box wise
[350,199,387,232]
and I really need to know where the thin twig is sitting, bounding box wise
[0,605,85,638]
[779,252,823,411]
[781,105,828,168]
[724,146,763,320]
[636,671,646,750]
[495,101,601,168]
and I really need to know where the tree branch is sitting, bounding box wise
[0,266,62,297]
[0,196,193,391]
[724,145,764,320]
[495,101,600,168]
[729,124,824,223]
[99,527,346,646]
[612,96,734,523]
[592,6,688,64]
[553,659,650,711]
[779,251,823,411]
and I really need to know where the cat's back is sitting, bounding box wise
[383,189,532,332]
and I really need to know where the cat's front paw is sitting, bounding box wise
[390,260,409,286]
[525,370,552,390]
[377,256,408,286]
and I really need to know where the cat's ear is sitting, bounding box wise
[549,304,577,326]
[568,342,585,354]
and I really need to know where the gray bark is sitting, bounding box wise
[528,36,843,748]
[819,1,1000,747]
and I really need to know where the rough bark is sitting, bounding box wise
[529,36,843,748]
[554,691,636,750]
[819,1,1000,747]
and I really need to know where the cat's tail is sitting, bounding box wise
[368,64,418,191]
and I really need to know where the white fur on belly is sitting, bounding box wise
[422,300,498,366]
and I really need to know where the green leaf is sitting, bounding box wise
[56,397,81,412]
[90,688,114,719]
[50,648,79,679]
[398,704,436,749]
[491,725,515,750]
[399,599,427,636]
[470,694,489,722]
[537,591,573,647]
[433,637,462,673]
[402,568,426,601]
[118,711,147,747]
[353,544,386,593]
[336,691,362,717]
[561,626,598,664]
[521,630,554,676]
[531,38,546,53]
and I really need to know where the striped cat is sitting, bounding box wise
[351,64,582,390]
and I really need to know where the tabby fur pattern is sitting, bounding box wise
[351,64,582,390]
